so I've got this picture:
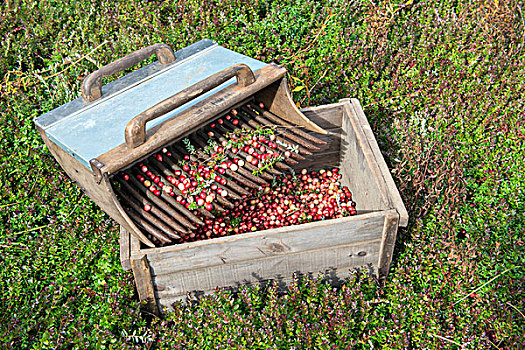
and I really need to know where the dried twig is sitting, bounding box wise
[10,224,49,237]
[454,266,520,305]
[40,40,109,80]
[428,333,464,347]
[506,301,525,319]
[0,202,21,209]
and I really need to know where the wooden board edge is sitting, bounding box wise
[135,209,388,256]
[377,210,400,284]
[341,101,392,211]
[153,239,383,300]
[150,236,384,278]
[131,255,160,316]
[119,226,131,271]
[130,229,141,253]
[300,101,346,114]
[301,102,346,129]
[344,98,409,227]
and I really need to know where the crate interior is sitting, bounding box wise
[298,104,388,214]
[118,99,390,253]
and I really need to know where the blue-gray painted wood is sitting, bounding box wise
[34,39,267,169]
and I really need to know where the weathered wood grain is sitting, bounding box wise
[144,211,387,277]
[339,105,389,212]
[378,210,400,282]
[346,98,409,227]
[119,226,131,271]
[130,229,141,254]
[153,239,382,303]
[131,255,159,315]
[158,264,378,309]
[301,102,345,129]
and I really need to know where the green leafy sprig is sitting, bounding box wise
[172,126,287,209]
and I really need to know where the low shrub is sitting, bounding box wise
[1,0,524,348]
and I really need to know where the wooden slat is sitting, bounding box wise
[378,210,400,283]
[301,102,345,129]
[119,226,131,271]
[290,151,340,172]
[158,264,378,309]
[131,255,159,316]
[346,98,409,227]
[130,230,141,254]
[153,239,382,302]
[141,211,388,276]
[339,104,389,212]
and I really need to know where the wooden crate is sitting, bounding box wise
[120,98,408,314]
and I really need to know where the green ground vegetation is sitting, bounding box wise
[1,0,524,348]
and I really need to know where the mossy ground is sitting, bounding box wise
[1,1,524,348]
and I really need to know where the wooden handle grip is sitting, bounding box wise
[124,63,256,148]
[81,43,175,103]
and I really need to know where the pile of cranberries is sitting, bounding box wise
[183,168,357,243]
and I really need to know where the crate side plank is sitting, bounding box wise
[119,226,131,271]
[145,212,388,276]
[347,98,409,227]
[153,239,382,300]
[159,264,378,310]
[343,102,392,210]
[138,210,387,259]
[339,111,388,212]
[130,231,141,254]
[131,255,159,315]
[136,210,386,256]
[377,210,400,281]
[301,102,346,129]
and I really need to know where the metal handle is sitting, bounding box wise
[81,43,175,103]
[125,63,256,148]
